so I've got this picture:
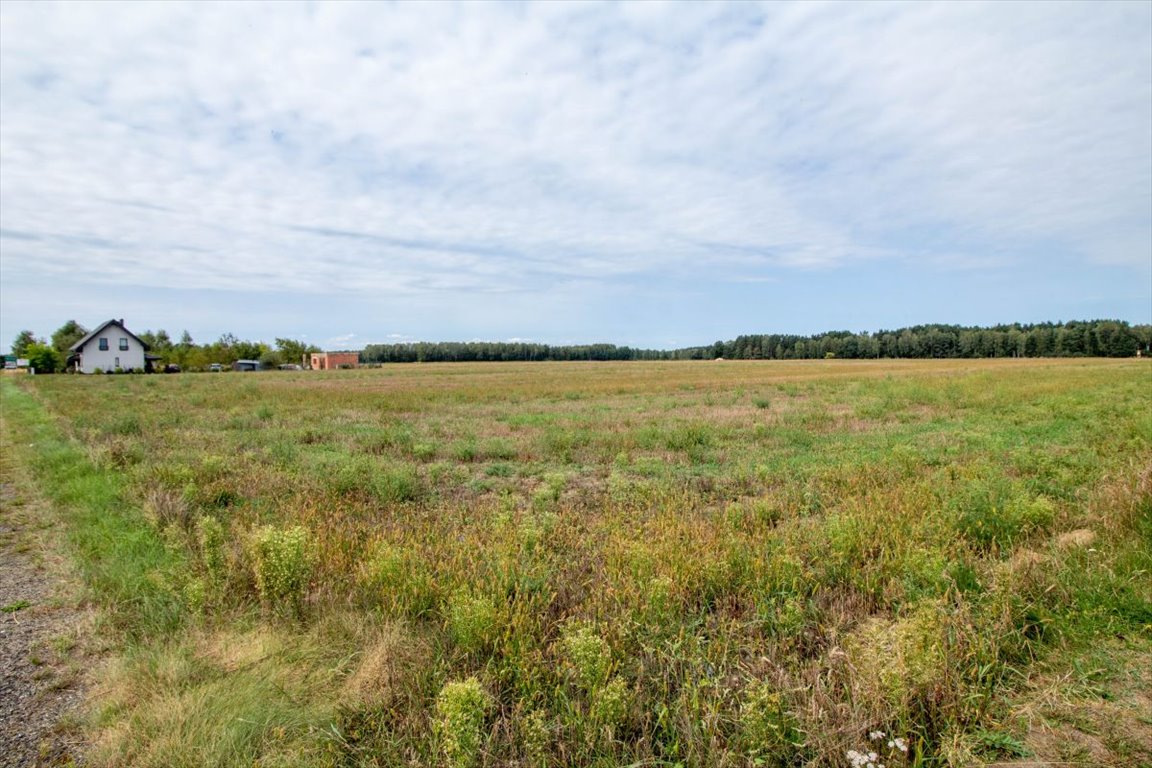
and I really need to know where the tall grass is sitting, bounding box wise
[5,359,1150,766]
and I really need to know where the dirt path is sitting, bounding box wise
[0,429,88,766]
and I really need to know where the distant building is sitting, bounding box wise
[232,359,262,372]
[68,319,154,373]
[309,351,359,370]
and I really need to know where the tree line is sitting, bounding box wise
[9,318,1149,373]
[8,322,318,373]
[360,341,670,363]
[364,320,1147,363]
[687,320,1150,361]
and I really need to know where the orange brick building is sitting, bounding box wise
[309,351,360,370]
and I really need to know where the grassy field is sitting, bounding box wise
[4,358,1150,767]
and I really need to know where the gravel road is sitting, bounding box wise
[0,477,87,767]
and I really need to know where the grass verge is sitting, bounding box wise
[2,379,185,640]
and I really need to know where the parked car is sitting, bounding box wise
[163,364,181,374]
[208,363,222,372]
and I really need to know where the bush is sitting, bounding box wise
[560,622,612,691]
[446,589,501,655]
[195,516,228,608]
[25,342,62,373]
[248,525,313,617]
[589,675,631,732]
[435,677,492,768]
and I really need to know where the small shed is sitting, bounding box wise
[232,359,262,372]
[309,351,360,370]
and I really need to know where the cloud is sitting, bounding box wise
[323,332,360,349]
[0,1,1148,343]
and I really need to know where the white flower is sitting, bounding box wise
[892,737,908,753]
[869,730,885,740]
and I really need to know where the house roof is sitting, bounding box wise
[69,319,151,352]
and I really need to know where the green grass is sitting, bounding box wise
[2,379,185,640]
[3,359,1150,767]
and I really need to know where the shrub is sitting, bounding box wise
[519,709,552,765]
[25,342,62,373]
[248,525,313,617]
[590,675,631,732]
[560,622,612,691]
[183,576,208,614]
[435,677,492,768]
[446,589,501,655]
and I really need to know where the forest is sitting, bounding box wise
[362,319,1147,363]
[9,318,1149,372]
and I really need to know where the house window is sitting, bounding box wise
[119,338,129,350]
[99,338,109,350]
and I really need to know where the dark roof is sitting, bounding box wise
[69,319,150,352]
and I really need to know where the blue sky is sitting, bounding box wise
[1,1,1149,352]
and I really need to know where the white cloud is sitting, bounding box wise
[1,0,1148,341]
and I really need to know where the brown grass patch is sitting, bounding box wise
[341,621,427,706]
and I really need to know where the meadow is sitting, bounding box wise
[4,358,1150,767]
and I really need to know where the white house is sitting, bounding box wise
[68,319,151,373]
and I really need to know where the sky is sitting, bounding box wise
[1,1,1149,352]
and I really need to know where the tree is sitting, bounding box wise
[25,343,62,373]
[51,320,88,356]
[167,330,197,368]
[139,329,174,356]
[275,338,320,367]
[233,340,267,362]
[11,330,39,357]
